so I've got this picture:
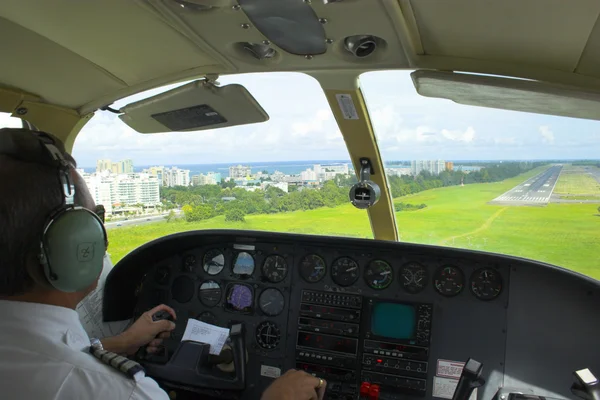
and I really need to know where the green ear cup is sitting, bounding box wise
[42,208,107,292]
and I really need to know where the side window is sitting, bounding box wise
[0,113,23,128]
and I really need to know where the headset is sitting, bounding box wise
[0,128,107,292]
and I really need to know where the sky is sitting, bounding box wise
[3,70,600,168]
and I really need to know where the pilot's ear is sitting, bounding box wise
[25,249,55,291]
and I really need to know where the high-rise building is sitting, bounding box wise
[193,172,222,186]
[96,159,112,173]
[142,166,165,186]
[82,172,160,213]
[411,160,446,176]
[110,162,122,174]
[229,165,251,179]
[163,167,190,187]
[300,168,317,181]
[445,161,454,171]
[122,159,134,173]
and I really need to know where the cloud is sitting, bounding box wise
[441,127,476,142]
[539,125,555,144]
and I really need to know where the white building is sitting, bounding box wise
[163,167,190,187]
[192,172,222,186]
[386,167,412,177]
[261,181,289,193]
[271,170,286,182]
[300,168,317,181]
[82,172,160,214]
[142,166,165,186]
[411,160,446,176]
[229,165,251,179]
[96,159,112,173]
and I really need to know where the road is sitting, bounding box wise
[105,211,180,229]
[489,165,563,206]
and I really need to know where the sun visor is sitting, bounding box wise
[118,80,269,133]
[411,70,600,121]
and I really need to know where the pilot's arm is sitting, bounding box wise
[99,305,326,400]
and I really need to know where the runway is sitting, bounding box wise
[489,165,563,206]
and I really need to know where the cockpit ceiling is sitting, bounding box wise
[2,0,600,112]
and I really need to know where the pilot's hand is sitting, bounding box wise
[261,369,327,400]
[102,304,176,355]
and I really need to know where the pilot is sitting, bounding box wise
[0,128,326,400]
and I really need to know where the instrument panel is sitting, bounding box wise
[104,230,600,400]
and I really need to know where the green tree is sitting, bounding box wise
[225,208,245,222]
[166,210,176,222]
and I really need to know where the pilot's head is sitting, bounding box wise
[0,128,107,308]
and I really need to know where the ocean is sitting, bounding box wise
[133,160,352,177]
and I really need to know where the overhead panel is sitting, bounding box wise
[0,0,219,86]
[408,0,600,71]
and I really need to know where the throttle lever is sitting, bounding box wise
[571,368,600,400]
[452,358,486,400]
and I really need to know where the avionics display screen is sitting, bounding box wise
[371,303,416,340]
[297,332,358,355]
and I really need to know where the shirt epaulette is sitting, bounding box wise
[89,347,146,381]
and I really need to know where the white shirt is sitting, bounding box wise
[0,300,170,400]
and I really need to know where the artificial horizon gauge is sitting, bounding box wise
[470,268,503,300]
[198,280,222,307]
[433,265,464,297]
[203,249,225,275]
[299,254,327,283]
[364,260,393,290]
[262,255,288,283]
[331,257,360,286]
[400,262,428,294]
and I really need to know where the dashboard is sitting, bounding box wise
[103,230,600,400]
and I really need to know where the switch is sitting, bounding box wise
[369,384,380,400]
[360,382,371,397]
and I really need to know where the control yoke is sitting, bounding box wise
[572,368,600,400]
[143,323,246,391]
[452,358,486,400]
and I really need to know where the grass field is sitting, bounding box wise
[107,166,600,280]
[554,165,600,195]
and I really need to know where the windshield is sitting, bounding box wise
[360,70,600,280]
[73,73,371,264]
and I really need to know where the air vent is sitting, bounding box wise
[242,43,277,60]
[344,35,378,58]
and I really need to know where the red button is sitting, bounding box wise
[360,382,371,397]
[369,384,380,400]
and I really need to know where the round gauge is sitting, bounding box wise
[433,265,465,297]
[256,321,281,350]
[172,276,195,303]
[203,249,224,275]
[364,260,394,290]
[258,288,285,316]
[400,262,428,294]
[299,254,327,283]
[226,284,254,312]
[331,257,360,287]
[182,254,196,272]
[196,311,217,325]
[233,252,255,276]
[262,255,288,283]
[155,266,170,285]
[470,268,503,300]
[198,280,222,307]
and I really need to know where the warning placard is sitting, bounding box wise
[433,376,477,400]
[437,359,465,379]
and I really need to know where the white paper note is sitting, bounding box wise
[76,254,131,339]
[182,319,230,355]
